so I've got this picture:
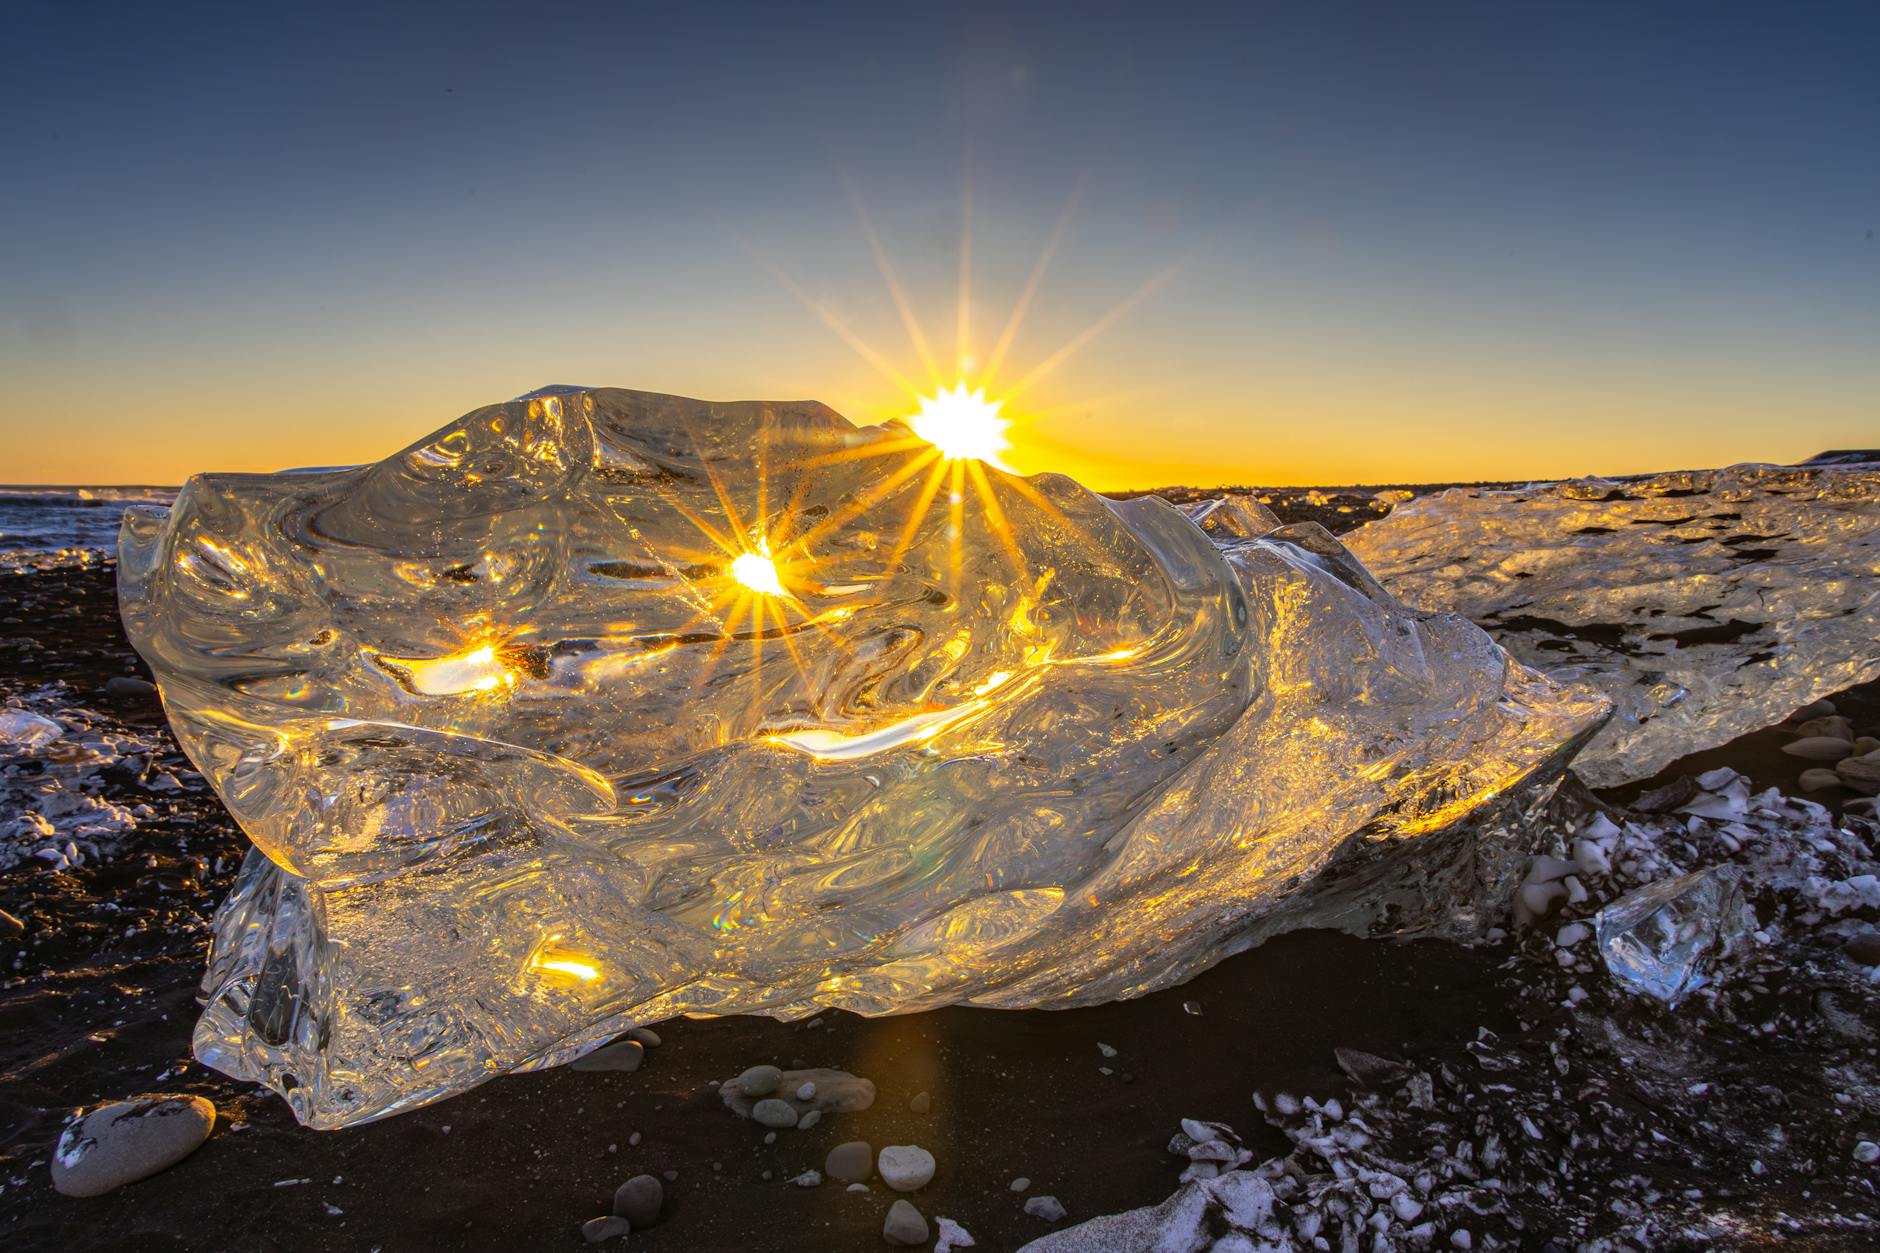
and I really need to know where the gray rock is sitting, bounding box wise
[52,1095,215,1197]
[752,1098,799,1128]
[1795,715,1855,740]
[796,1081,816,1101]
[611,1173,663,1227]
[792,1169,823,1187]
[626,1027,662,1048]
[721,1067,876,1121]
[581,1215,631,1243]
[798,1109,822,1129]
[1799,768,1846,792]
[1024,1195,1068,1222]
[1836,750,1880,795]
[909,1090,932,1114]
[1782,736,1856,762]
[884,1199,930,1246]
[571,1039,645,1072]
[878,1144,936,1192]
[732,1064,783,1096]
[104,675,157,699]
[1855,1140,1880,1164]
[1010,1176,1031,1191]
[1846,932,1880,966]
[1791,699,1838,721]
[827,1140,874,1184]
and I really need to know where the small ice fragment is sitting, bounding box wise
[1595,865,1748,1006]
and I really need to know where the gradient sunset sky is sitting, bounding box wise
[3,2,1875,489]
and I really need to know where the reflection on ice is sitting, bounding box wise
[119,386,1606,1127]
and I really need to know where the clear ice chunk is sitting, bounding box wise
[1594,865,1748,1005]
[1348,462,1880,786]
[117,387,1608,1127]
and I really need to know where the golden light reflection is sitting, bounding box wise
[528,936,601,983]
[729,545,788,597]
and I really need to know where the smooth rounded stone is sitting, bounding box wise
[581,1215,630,1243]
[103,675,157,699]
[752,1098,799,1129]
[1009,1176,1031,1192]
[884,1199,930,1246]
[798,1110,822,1130]
[611,1173,663,1227]
[1795,715,1855,740]
[721,1067,876,1121]
[909,1091,932,1114]
[877,1144,936,1192]
[1024,1195,1068,1222]
[571,1039,645,1073]
[1855,1140,1880,1164]
[733,1064,783,1097]
[1792,699,1838,722]
[792,1169,823,1187]
[1845,932,1880,966]
[626,1027,662,1048]
[1856,736,1880,756]
[796,1081,816,1101]
[827,1140,874,1184]
[1799,768,1846,792]
[1781,736,1856,762]
[52,1095,216,1197]
[1836,751,1880,795]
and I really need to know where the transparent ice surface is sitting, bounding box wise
[1594,865,1748,1005]
[118,387,1607,1127]
[1348,462,1880,786]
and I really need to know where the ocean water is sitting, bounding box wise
[0,487,177,573]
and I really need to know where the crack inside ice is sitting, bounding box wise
[118,386,1609,1128]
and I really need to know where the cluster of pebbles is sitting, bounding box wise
[1783,697,1880,803]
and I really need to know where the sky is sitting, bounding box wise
[2,1,1875,489]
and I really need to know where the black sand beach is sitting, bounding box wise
[3,491,1878,1251]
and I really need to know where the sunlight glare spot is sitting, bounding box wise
[730,548,787,596]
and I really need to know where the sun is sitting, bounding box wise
[908,381,1011,468]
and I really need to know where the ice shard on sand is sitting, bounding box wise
[119,387,1606,1127]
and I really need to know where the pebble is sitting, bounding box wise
[733,1064,783,1096]
[883,1199,930,1246]
[1781,736,1856,762]
[1009,1176,1031,1191]
[581,1215,630,1243]
[909,1090,931,1114]
[52,1095,216,1197]
[827,1140,874,1184]
[878,1144,936,1191]
[1795,715,1855,740]
[1838,751,1880,794]
[1799,768,1845,792]
[626,1027,662,1048]
[1846,932,1880,966]
[103,675,157,699]
[611,1173,663,1227]
[798,1109,822,1129]
[1792,699,1838,721]
[752,1098,799,1128]
[792,1169,823,1187]
[1097,1042,1118,1058]
[1023,1195,1067,1222]
[571,1039,644,1072]
[1855,1141,1880,1164]
[796,1081,817,1101]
